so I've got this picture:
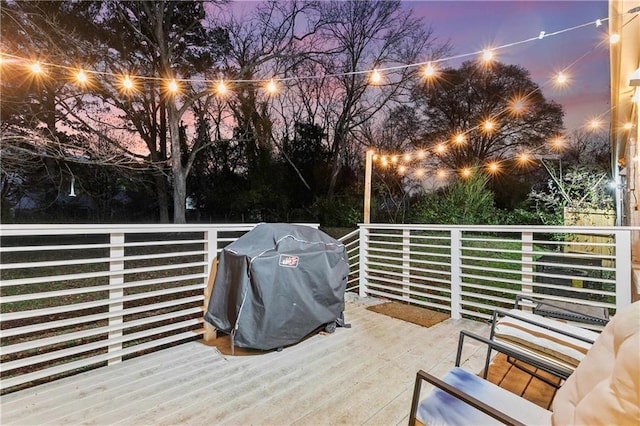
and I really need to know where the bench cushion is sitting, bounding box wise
[494,309,599,367]
[552,301,640,425]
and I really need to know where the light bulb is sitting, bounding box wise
[370,69,382,85]
[424,62,436,78]
[76,69,88,84]
[266,79,277,93]
[168,79,179,93]
[216,80,227,95]
[30,62,42,74]
[122,75,134,90]
[487,162,500,173]
[556,72,568,85]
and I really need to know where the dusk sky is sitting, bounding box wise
[234,0,611,135]
[403,0,610,135]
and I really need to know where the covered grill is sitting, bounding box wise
[204,223,349,351]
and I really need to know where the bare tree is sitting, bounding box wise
[304,0,448,199]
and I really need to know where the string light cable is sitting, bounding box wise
[0,14,625,88]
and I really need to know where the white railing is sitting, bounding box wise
[1,222,636,394]
[338,229,360,292]
[0,224,260,393]
[357,224,636,320]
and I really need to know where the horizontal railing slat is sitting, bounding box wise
[0,249,205,270]
[2,318,203,372]
[0,295,204,338]
[1,261,207,287]
[0,284,205,322]
[1,272,207,303]
[1,307,203,356]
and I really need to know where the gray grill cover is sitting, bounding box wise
[204,223,349,350]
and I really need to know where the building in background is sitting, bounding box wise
[609,0,640,298]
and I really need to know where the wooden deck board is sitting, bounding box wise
[1,295,554,425]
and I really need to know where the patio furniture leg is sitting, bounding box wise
[408,371,423,426]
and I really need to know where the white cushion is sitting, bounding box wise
[494,309,599,367]
[551,301,640,425]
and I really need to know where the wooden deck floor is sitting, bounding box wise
[0,295,550,425]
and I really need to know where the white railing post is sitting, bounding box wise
[521,231,534,297]
[614,229,632,309]
[359,225,369,298]
[203,229,218,342]
[450,229,461,319]
[108,232,125,365]
[402,229,411,301]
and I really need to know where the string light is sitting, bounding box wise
[482,119,496,133]
[517,152,532,164]
[30,61,42,74]
[555,71,568,85]
[623,122,633,130]
[403,153,412,162]
[3,11,624,185]
[551,136,564,150]
[167,78,179,93]
[266,78,277,94]
[588,119,602,130]
[423,62,436,78]
[487,162,500,174]
[75,69,88,85]
[416,150,427,160]
[370,69,382,85]
[510,96,527,115]
[436,169,447,179]
[609,33,620,44]
[0,13,614,104]
[460,167,473,178]
[0,12,616,95]
[121,75,135,91]
[216,80,228,96]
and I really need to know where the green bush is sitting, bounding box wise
[411,172,501,224]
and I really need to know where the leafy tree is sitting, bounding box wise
[411,60,564,171]
[528,129,613,224]
[529,167,614,220]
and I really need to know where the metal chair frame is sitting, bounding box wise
[408,369,526,426]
